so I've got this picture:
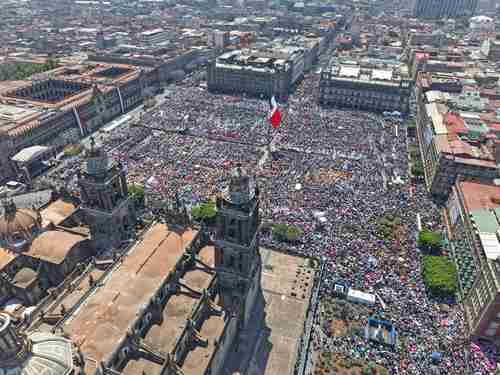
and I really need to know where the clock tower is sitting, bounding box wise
[78,138,135,250]
[214,164,262,328]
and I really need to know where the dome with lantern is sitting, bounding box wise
[0,200,42,251]
[0,312,76,375]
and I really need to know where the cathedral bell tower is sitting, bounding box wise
[78,138,135,250]
[214,164,262,327]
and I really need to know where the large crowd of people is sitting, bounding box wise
[36,67,498,374]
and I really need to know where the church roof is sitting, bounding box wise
[0,206,41,238]
[12,267,38,288]
[40,199,77,227]
[0,249,18,269]
[28,230,87,264]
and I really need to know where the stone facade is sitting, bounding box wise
[78,139,136,250]
[0,135,16,184]
[207,61,293,98]
[206,48,306,99]
[214,165,262,328]
[319,67,411,113]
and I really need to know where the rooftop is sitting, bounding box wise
[216,49,293,73]
[4,79,92,105]
[40,199,77,227]
[458,182,500,262]
[0,103,41,131]
[323,58,405,85]
[28,230,87,264]
[11,145,51,163]
[62,224,196,370]
[120,244,218,375]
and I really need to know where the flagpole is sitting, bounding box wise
[267,90,273,157]
[267,113,272,155]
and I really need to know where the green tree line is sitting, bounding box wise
[423,255,458,297]
[0,60,58,81]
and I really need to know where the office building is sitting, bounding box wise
[446,180,500,343]
[139,28,170,46]
[414,0,478,18]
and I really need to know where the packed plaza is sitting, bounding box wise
[22,68,497,374]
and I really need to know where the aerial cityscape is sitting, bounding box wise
[0,0,499,374]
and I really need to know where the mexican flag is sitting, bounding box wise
[268,96,282,129]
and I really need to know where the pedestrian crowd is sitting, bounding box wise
[35,70,498,375]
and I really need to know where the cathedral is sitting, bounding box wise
[0,160,316,375]
[0,197,94,308]
[0,139,137,309]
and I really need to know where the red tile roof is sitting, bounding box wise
[445,113,468,134]
[459,181,500,212]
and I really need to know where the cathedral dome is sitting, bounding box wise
[0,201,41,250]
[0,313,74,375]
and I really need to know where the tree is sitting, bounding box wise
[191,202,217,223]
[271,224,303,242]
[407,120,417,128]
[0,60,58,81]
[411,159,424,177]
[423,255,458,297]
[377,214,401,240]
[63,144,83,157]
[418,229,442,254]
[128,184,145,207]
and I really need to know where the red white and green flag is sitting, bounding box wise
[268,96,282,129]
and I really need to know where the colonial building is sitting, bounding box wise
[0,199,93,307]
[78,138,136,250]
[319,59,411,113]
[0,64,147,152]
[2,166,318,375]
[207,47,305,98]
[415,75,500,199]
[0,62,156,184]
